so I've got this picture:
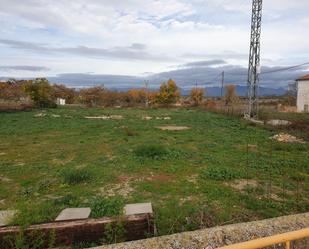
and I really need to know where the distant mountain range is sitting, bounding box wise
[198,85,286,97]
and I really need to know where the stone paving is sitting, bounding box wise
[55,208,91,221]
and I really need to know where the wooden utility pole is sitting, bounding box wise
[221,71,225,98]
[145,80,149,108]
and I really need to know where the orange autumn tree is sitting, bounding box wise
[224,84,239,106]
[156,79,180,105]
[190,88,204,106]
[128,89,147,104]
[50,84,76,104]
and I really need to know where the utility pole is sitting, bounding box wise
[245,0,263,119]
[144,80,149,108]
[221,71,225,98]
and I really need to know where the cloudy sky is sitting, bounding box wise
[0,0,308,89]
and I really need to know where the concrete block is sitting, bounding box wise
[0,210,16,226]
[55,208,91,221]
[124,203,153,216]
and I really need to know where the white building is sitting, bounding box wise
[296,75,309,113]
[56,98,66,105]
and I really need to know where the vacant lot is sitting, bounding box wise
[0,107,308,236]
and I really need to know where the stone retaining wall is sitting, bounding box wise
[94,212,309,249]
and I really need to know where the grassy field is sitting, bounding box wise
[0,107,308,238]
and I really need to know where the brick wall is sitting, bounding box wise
[0,214,154,248]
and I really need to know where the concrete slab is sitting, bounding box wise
[156,125,190,131]
[124,203,153,216]
[0,210,16,226]
[55,208,91,221]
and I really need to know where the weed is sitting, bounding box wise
[89,196,124,218]
[133,144,189,161]
[60,167,93,184]
[102,220,126,244]
[12,201,59,227]
[200,167,244,181]
[2,229,56,249]
[134,144,169,160]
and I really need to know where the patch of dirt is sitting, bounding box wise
[117,175,131,182]
[101,173,174,197]
[85,115,110,120]
[248,144,258,152]
[34,112,46,117]
[51,114,61,118]
[52,154,75,166]
[101,175,136,197]
[110,115,123,120]
[142,116,153,120]
[179,196,195,205]
[146,173,173,182]
[15,162,25,166]
[0,176,12,182]
[0,152,6,156]
[266,119,291,126]
[187,174,198,184]
[44,194,63,200]
[156,125,190,131]
[102,181,134,197]
[85,114,123,120]
[156,116,171,120]
[271,133,305,143]
[228,179,258,191]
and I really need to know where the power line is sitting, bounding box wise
[260,61,309,74]
[224,61,309,77]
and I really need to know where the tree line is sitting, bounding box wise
[0,78,238,108]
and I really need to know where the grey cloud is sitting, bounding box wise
[179,60,226,68]
[0,39,168,61]
[0,65,49,71]
[48,73,142,89]
[182,51,248,60]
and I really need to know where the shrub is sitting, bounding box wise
[200,167,244,181]
[134,144,169,160]
[224,84,239,106]
[190,88,204,106]
[89,196,124,218]
[60,168,93,184]
[23,78,54,107]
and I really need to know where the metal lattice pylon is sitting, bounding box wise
[245,0,263,119]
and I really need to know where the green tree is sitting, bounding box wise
[23,78,55,107]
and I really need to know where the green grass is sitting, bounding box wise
[0,107,308,237]
[60,167,93,185]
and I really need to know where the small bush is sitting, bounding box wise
[89,196,124,218]
[134,144,169,159]
[60,168,92,184]
[200,167,244,181]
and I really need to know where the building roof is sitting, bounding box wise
[296,74,309,81]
